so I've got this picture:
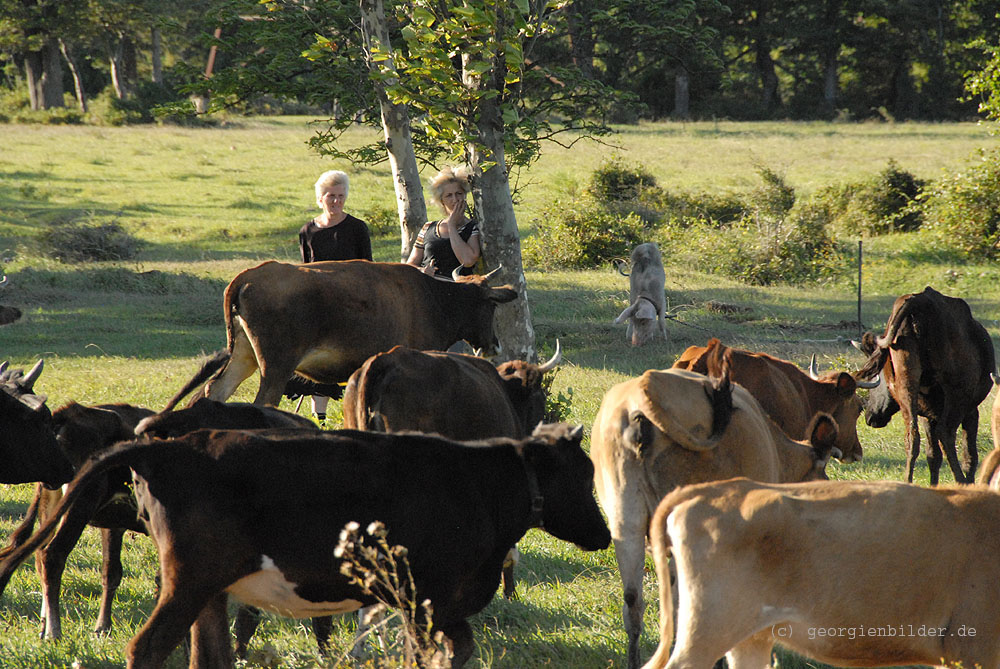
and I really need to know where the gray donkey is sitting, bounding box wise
[614,242,666,346]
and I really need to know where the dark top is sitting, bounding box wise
[298,214,373,263]
[414,219,479,278]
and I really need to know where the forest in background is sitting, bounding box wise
[3,0,1000,124]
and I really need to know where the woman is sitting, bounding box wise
[406,166,480,278]
[298,170,372,422]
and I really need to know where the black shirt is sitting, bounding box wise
[298,214,373,262]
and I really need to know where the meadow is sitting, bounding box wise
[0,117,998,668]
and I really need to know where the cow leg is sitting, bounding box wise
[613,536,647,669]
[126,584,220,669]
[37,486,105,639]
[960,408,980,482]
[436,619,474,668]
[94,527,125,634]
[726,633,773,669]
[900,405,921,484]
[924,421,944,487]
[501,546,519,599]
[233,604,261,659]
[311,615,333,656]
[204,332,258,402]
[189,592,233,669]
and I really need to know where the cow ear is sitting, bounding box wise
[614,302,637,324]
[488,286,517,304]
[807,412,839,458]
[834,371,856,396]
[623,410,654,457]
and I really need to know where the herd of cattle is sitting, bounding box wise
[1,257,1000,668]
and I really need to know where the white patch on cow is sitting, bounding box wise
[297,348,349,376]
[226,554,362,618]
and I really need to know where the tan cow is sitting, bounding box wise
[643,478,1000,669]
[673,338,875,463]
[590,361,840,669]
[979,393,1000,490]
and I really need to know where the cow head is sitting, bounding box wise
[806,355,874,463]
[522,423,610,551]
[0,360,75,487]
[851,334,899,428]
[453,275,517,355]
[494,341,562,433]
[615,298,659,347]
[800,412,841,480]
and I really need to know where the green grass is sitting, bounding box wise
[0,117,998,667]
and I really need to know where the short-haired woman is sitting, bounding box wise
[298,170,372,422]
[405,166,480,278]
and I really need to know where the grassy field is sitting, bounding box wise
[0,117,998,668]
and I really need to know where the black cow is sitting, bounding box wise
[0,360,75,486]
[854,286,996,484]
[23,423,610,668]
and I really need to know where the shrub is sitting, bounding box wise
[522,200,647,270]
[921,147,1000,259]
[827,160,925,236]
[586,156,658,201]
[38,218,144,262]
[361,205,398,238]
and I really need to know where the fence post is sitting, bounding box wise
[857,240,863,340]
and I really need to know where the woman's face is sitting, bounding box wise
[318,183,347,216]
[439,181,466,215]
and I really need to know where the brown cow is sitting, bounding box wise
[615,243,667,346]
[855,286,996,484]
[673,338,874,463]
[643,478,1000,669]
[17,423,610,668]
[199,260,517,406]
[979,392,1000,490]
[342,342,562,598]
[590,355,839,669]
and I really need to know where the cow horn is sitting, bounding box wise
[856,373,881,390]
[483,264,503,280]
[22,358,43,389]
[451,265,464,282]
[0,361,7,375]
[808,354,820,379]
[537,340,562,373]
[850,339,863,351]
[0,275,7,288]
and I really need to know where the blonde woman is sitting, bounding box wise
[406,166,480,277]
[298,170,372,422]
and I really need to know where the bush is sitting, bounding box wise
[921,147,1000,259]
[361,205,398,238]
[826,160,925,236]
[38,218,144,262]
[522,200,647,270]
[586,156,659,201]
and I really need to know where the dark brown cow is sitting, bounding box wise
[855,286,996,484]
[18,424,610,668]
[0,402,154,639]
[342,342,561,439]
[673,338,874,463]
[342,342,562,599]
[199,260,516,406]
[0,360,75,486]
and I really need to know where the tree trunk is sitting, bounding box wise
[109,33,137,100]
[822,53,837,115]
[755,39,780,111]
[59,40,87,112]
[673,68,690,119]
[463,16,535,362]
[566,0,596,80]
[40,39,64,109]
[359,0,428,260]
[24,50,44,111]
[151,28,163,84]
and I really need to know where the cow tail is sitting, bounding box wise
[161,349,230,412]
[354,354,390,431]
[0,484,42,560]
[0,443,150,598]
[644,501,676,669]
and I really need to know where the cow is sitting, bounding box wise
[341,342,562,598]
[16,423,611,668]
[0,402,155,639]
[615,243,667,346]
[673,338,876,463]
[342,342,561,439]
[642,477,1000,669]
[590,351,840,669]
[0,360,75,486]
[854,286,996,484]
[0,274,22,325]
[979,393,1000,490]
[195,260,517,406]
